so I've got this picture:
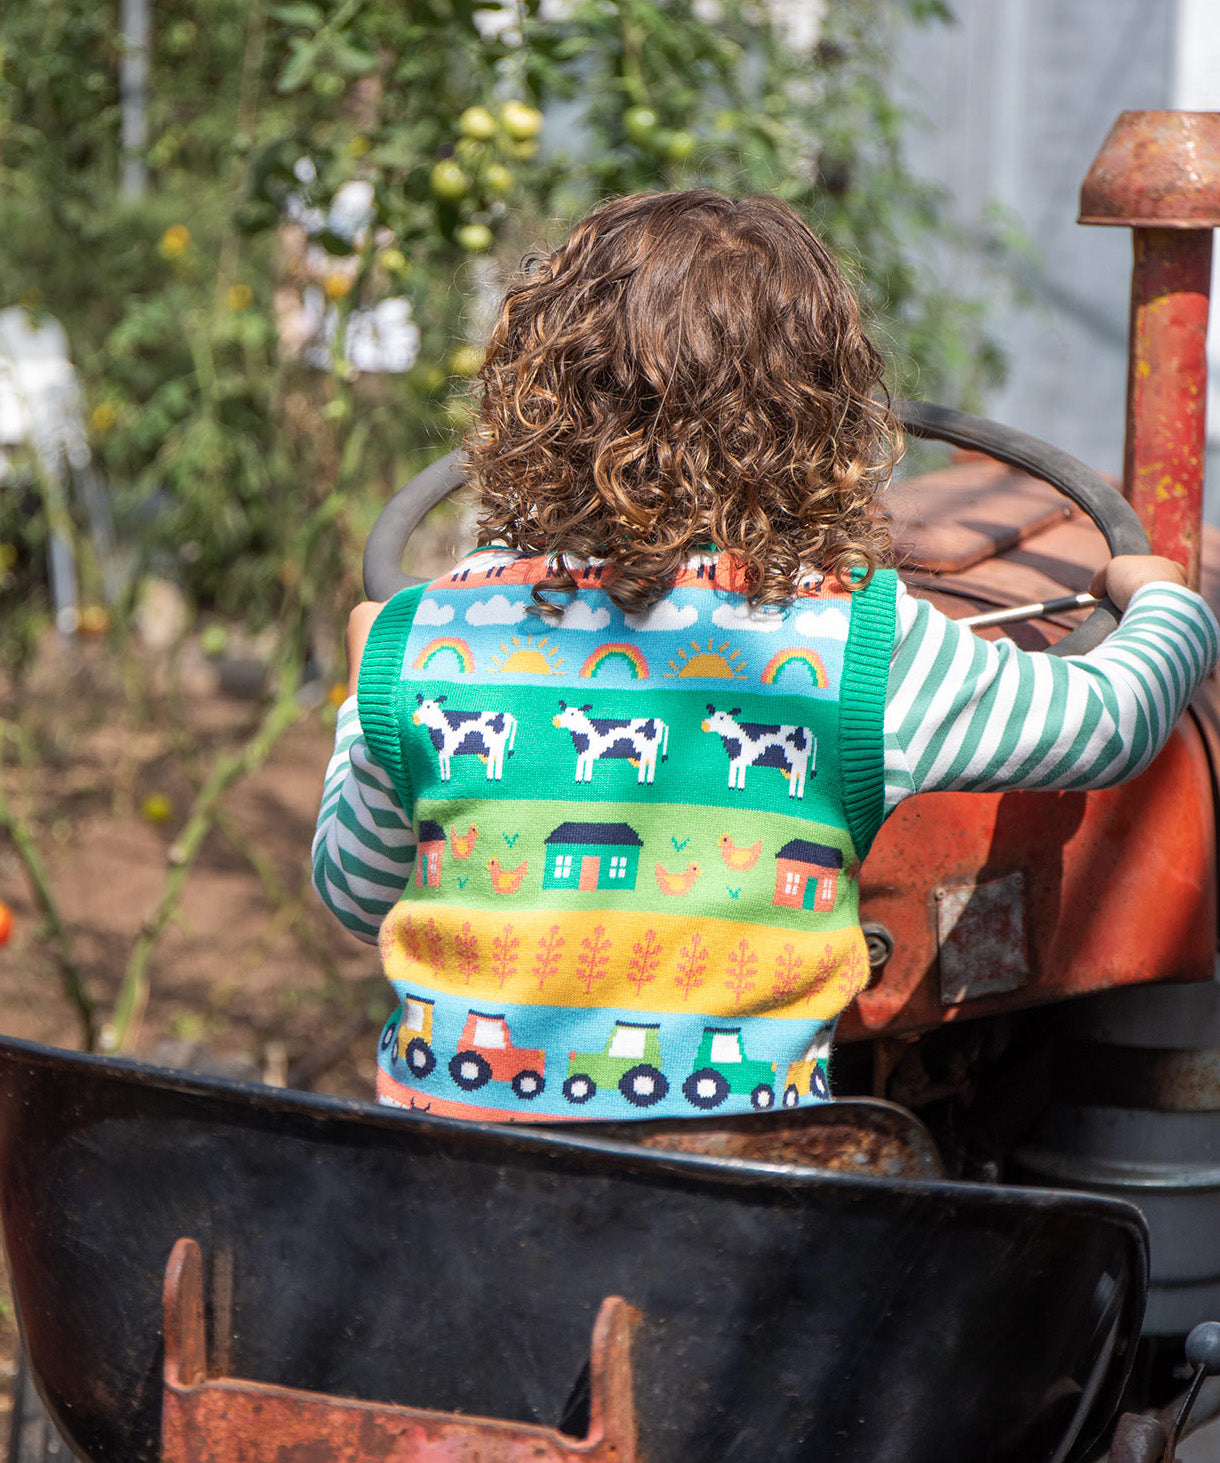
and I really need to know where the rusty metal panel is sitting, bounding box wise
[839,719,1217,1043]
[936,871,1029,1005]
[161,1238,637,1463]
[887,459,1071,573]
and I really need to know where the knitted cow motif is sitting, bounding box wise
[552,702,670,784]
[701,705,814,798]
[413,695,517,780]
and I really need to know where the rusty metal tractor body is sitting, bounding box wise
[844,110,1220,1048]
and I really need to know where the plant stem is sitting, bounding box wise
[0,750,97,1050]
[104,667,302,1052]
[213,807,342,994]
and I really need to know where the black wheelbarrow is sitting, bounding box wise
[0,405,1171,1462]
[0,1033,1148,1463]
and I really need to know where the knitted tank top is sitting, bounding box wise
[359,548,896,1121]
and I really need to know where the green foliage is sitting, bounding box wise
[0,0,1005,660]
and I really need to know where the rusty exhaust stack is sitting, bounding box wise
[1079,110,1220,589]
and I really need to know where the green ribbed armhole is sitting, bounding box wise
[839,567,897,860]
[356,583,427,810]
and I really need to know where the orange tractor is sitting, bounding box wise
[4,110,1220,1463]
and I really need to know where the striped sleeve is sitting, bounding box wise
[884,580,1220,813]
[311,696,416,943]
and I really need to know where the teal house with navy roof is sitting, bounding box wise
[543,822,643,891]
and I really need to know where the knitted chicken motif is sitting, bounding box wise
[487,857,528,894]
[450,824,478,860]
[717,833,762,871]
[655,862,701,896]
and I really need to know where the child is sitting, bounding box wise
[313,190,1219,1121]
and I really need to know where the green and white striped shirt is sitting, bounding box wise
[314,579,1219,944]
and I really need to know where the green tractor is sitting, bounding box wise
[564,1021,669,1109]
[682,1027,776,1112]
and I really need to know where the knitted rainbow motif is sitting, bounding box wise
[413,637,475,673]
[760,647,829,688]
[580,643,650,680]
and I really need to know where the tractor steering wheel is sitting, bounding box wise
[363,400,1150,657]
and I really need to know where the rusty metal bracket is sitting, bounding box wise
[161,1237,638,1463]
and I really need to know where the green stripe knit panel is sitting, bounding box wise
[357,583,426,811]
[839,567,897,859]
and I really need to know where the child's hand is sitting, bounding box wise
[1089,555,1188,613]
[346,602,386,697]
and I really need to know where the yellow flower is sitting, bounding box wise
[327,681,349,707]
[323,271,354,302]
[160,224,192,258]
[90,402,118,433]
[347,134,371,157]
[226,283,253,311]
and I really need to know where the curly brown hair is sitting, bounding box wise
[464,189,898,613]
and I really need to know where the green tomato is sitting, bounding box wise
[500,100,544,141]
[456,222,494,254]
[411,363,447,394]
[665,129,696,163]
[200,625,230,659]
[448,345,485,378]
[458,106,498,141]
[484,162,515,195]
[624,106,658,145]
[430,159,471,201]
[311,72,346,100]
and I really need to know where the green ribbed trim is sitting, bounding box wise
[356,584,427,810]
[839,568,897,860]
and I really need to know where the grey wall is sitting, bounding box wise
[895,0,1220,517]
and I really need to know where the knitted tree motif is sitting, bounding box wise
[807,941,839,1005]
[723,937,757,1008]
[418,916,444,970]
[772,942,804,1000]
[490,924,520,990]
[394,914,441,969]
[575,924,612,996]
[835,940,868,999]
[673,931,708,1002]
[626,929,663,997]
[532,924,565,992]
[454,922,479,985]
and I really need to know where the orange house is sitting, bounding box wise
[414,820,445,889]
[772,839,843,912]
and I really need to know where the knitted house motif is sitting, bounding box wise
[542,822,643,891]
[414,820,445,889]
[772,840,843,912]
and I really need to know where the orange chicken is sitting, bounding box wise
[487,857,529,895]
[717,834,762,871]
[654,862,701,896]
[450,824,478,860]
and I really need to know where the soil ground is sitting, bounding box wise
[0,627,402,1447]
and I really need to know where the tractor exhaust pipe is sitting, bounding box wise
[1079,109,1220,590]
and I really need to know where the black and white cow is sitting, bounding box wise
[552,702,669,784]
[413,696,518,781]
[701,706,815,799]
